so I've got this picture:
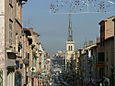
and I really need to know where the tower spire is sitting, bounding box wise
[67,13,73,41]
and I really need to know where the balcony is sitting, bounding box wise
[6,49,16,59]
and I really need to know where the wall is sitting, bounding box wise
[105,17,115,39]
[0,0,6,86]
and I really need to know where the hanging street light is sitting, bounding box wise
[49,0,115,14]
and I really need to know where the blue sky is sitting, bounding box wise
[23,0,115,54]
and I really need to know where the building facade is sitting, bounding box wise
[77,16,115,86]
[96,16,115,86]
[77,43,97,86]
[0,0,28,86]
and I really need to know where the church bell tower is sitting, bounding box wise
[66,13,75,62]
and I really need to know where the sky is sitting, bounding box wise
[23,0,115,55]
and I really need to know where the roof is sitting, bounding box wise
[84,44,97,50]
[99,16,115,24]
[33,32,40,36]
[23,28,33,31]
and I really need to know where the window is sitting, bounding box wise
[68,46,73,51]
[26,53,29,59]
[9,0,12,4]
[9,0,13,7]
[100,24,105,46]
[26,76,28,85]
[18,42,22,52]
[16,61,19,69]
[15,71,22,86]
[98,52,105,62]
[20,64,23,69]
[68,46,70,51]
[9,21,13,46]
[99,68,104,78]
[34,58,37,67]
[71,46,72,51]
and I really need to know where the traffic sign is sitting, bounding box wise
[30,67,36,72]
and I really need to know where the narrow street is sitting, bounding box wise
[0,0,115,86]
